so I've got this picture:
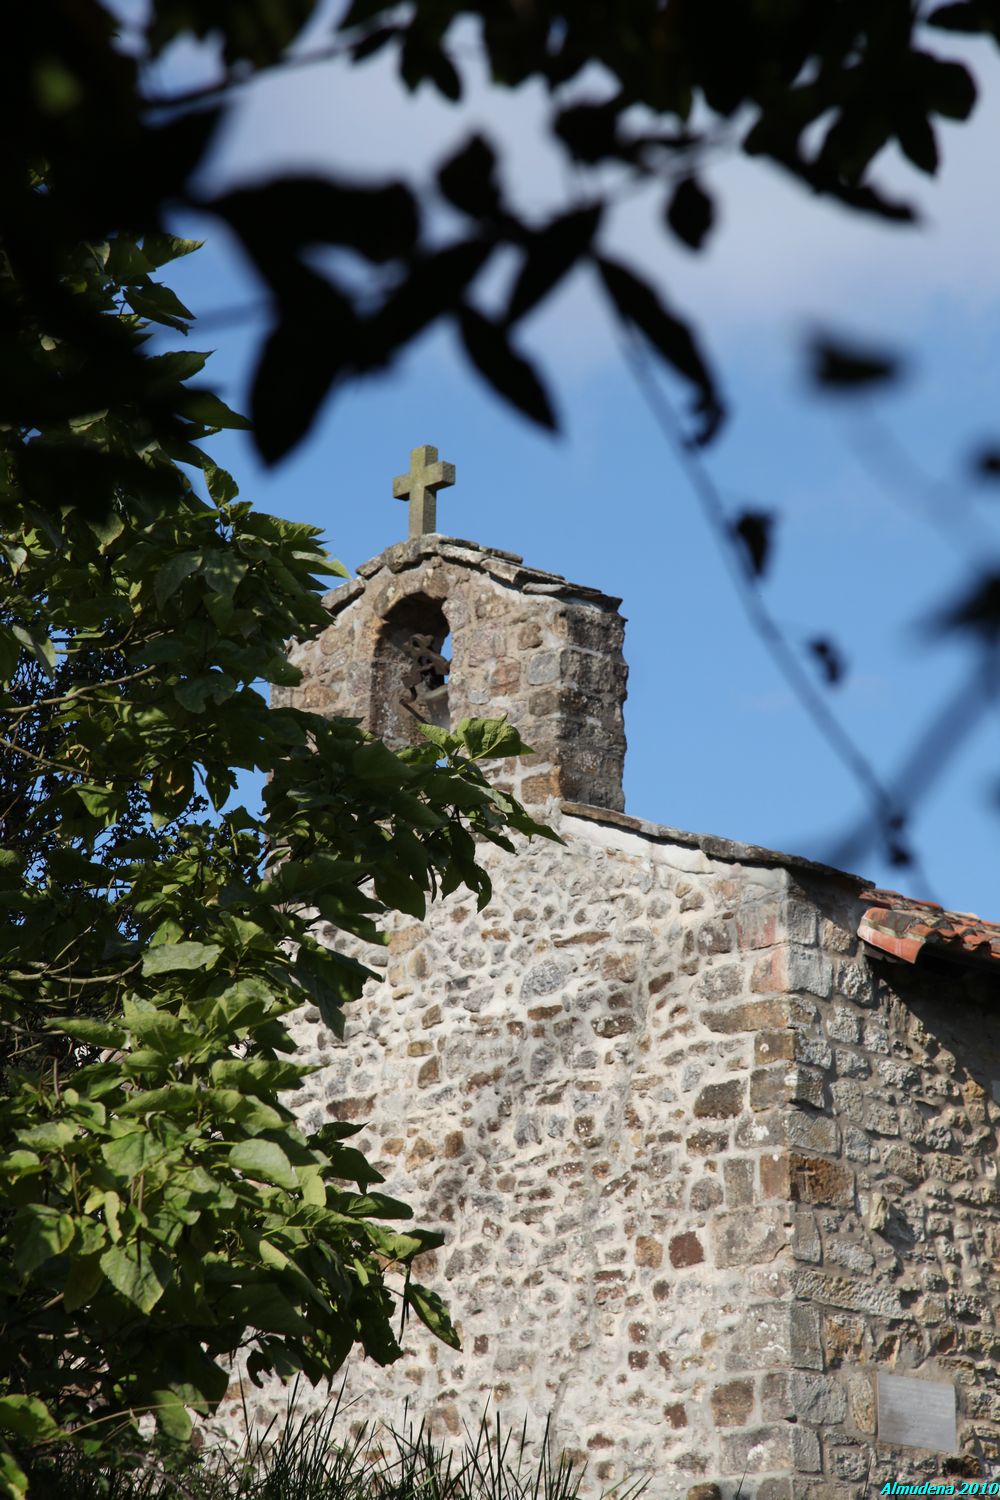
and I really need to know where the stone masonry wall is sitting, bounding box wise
[213,806,856,1498]
[270,535,628,812]
[766,870,1000,1498]
[214,798,1000,1497]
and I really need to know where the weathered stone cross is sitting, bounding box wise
[392,444,456,538]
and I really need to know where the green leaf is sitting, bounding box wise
[0,1446,29,1500]
[63,1252,105,1312]
[142,233,204,267]
[146,349,211,385]
[179,389,252,430]
[128,282,195,329]
[72,784,122,823]
[0,628,19,684]
[0,1396,62,1443]
[229,1139,298,1190]
[154,550,203,608]
[101,1131,168,1176]
[14,1121,77,1152]
[150,1391,192,1444]
[327,1145,384,1189]
[456,716,533,760]
[13,1204,75,1274]
[351,738,416,784]
[0,1150,43,1177]
[205,463,239,505]
[407,1282,461,1348]
[141,941,222,975]
[11,623,55,673]
[51,1017,126,1049]
[100,1244,172,1312]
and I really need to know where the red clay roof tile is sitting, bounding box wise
[858,887,1000,967]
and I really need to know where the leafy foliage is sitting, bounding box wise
[2,2,992,473]
[0,223,553,1494]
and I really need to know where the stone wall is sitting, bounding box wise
[270,535,628,812]
[213,800,1000,1498]
[771,869,1000,1497]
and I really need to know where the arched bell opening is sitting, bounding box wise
[370,594,451,747]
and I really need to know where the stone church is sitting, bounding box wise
[261,449,1000,1499]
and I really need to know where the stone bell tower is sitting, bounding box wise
[272,444,628,811]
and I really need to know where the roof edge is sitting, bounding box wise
[559,800,869,885]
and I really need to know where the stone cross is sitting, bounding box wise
[392,444,456,538]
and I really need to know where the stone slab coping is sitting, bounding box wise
[322,536,623,613]
[559,799,869,887]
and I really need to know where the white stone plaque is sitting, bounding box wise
[877,1372,957,1453]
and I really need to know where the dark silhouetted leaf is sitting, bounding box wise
[147,0,319,67]
[810,337,901,390]
[935,573,1000,638]
[928,1,1000,43]
[363,239,493,362]
[553,99,623,163]
[251,281,357,464]
[913,51,977,120]
[884,814,913,867]
[458,308,556,430]
[666,177,715,250]
[808,638,846,686]
[597,256,723,444]
[732,510,774,578]
[351,25,399,62]
[505,203,602,325]
[438,134,501,219]
[745,136,917,223]
[341,0,395,25]
[213,177,419,266]
[897,113,939,174]
[400,29,461,99]
[972,446,1000,481]
[887,838,912,867]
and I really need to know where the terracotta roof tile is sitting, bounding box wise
[858,887,1000,968]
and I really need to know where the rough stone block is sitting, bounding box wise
[719,1425,792,1472]
[704,1000,791,1034]
[727,1306,794,1370]
[714,1209,788,1268]
[695,964,744,1002]
[694,1079,745,1119]
[710,1379,755,1427]
[791,1425,822,1473]
[736,903,782,950]
[792,1269,904,1318]
[760,1151,790,1200]
[669,1232,704,1268]
[751,1066,792,1111]
[847,1374,876,1433]
[788,1155,854,1208]
[790,1302,824,1370]
[756,1028,796,1064]
[789,1373,847,1424]
[724,1157,756,1208]
[634,1235,663,1268]
[785,1110,840,1155]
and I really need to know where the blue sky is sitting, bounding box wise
[142,13,1000,917]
